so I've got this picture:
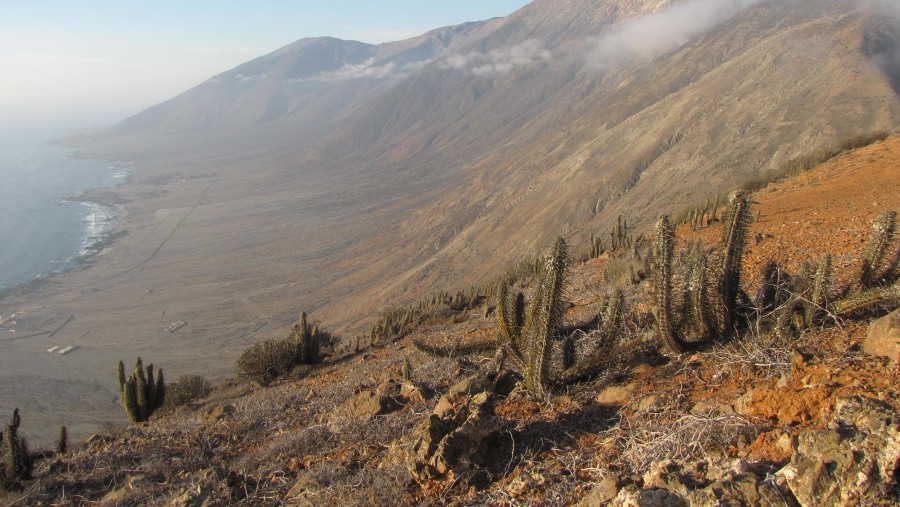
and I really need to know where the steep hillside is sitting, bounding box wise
[4,133,898,506]
[3,0,900,447]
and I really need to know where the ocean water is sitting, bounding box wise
[0,133,128,291]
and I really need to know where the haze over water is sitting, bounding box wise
[0,130,125,292]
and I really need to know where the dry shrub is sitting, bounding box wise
[163,374,213,410]
[235,425,336,476]
[616,412,759,473]
[290,463,408,507]
[236,339,297,387]
[708,331,792,379]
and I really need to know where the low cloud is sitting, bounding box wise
[235,73,266,83]
[442,39,551,77]
[296,58,431,82]
[587,0,762,70]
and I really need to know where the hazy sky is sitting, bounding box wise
[0,1,530,133]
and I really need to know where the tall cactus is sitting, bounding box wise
[4,408,31,481]
[856,211,897,291]
[118,358,165,423]
[653,215,685,353]
[291,311,323,365]
[523,237,568,398]
[490,238,569,397]
[805,253,832,326]
[719,191,752,332]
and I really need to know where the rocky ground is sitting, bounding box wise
[1,137,899,506]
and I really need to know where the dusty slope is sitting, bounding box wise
[3,135,898,505]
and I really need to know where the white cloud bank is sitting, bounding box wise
[587,0,763,70]
[292,58,431,83]
[442,39,551,77]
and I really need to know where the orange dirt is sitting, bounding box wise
[682,135,900,286]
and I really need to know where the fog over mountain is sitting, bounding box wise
[5,0,900,442]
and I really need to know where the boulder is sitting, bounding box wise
[596,385,634,406]
[612,485,688,507]
[864,308,900,363]
[778,395,900,506]
[408,373,501,485]
[327,389,384,430]
[578,476,620,506]
[204,404,234,422]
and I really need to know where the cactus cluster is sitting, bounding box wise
[654,198,899,347]
[413,239,572,397]
[237,311,332,386]
[589,214,634,260]
[291,311,323,364]
[118,357,166,423]
[1,408,32,489]
[407,201,896,399]
[497,237,569,397]
[367,287,489,348]
[683,194,720,231]
[776,210,900,335]
[653,191,753,353]
[417,237,625,397]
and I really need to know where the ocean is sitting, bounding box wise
[0,132,127,292]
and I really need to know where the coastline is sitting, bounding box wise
[0,152,132,300]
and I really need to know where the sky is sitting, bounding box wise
[0,1,531,134]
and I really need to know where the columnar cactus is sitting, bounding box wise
[118,358,165,423]
[3,408,31,481]
[494,237,569,397]
[719,191,752,332]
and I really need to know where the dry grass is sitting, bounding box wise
[614,412,760,473]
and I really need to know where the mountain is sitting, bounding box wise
[4,0,900,445]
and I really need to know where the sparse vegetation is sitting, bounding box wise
[118,357,166,423]
[740,131,891,193]
[236,312,332,386]
[236,338,299,387]
[1,408,32,490]
[163,374,213,409]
